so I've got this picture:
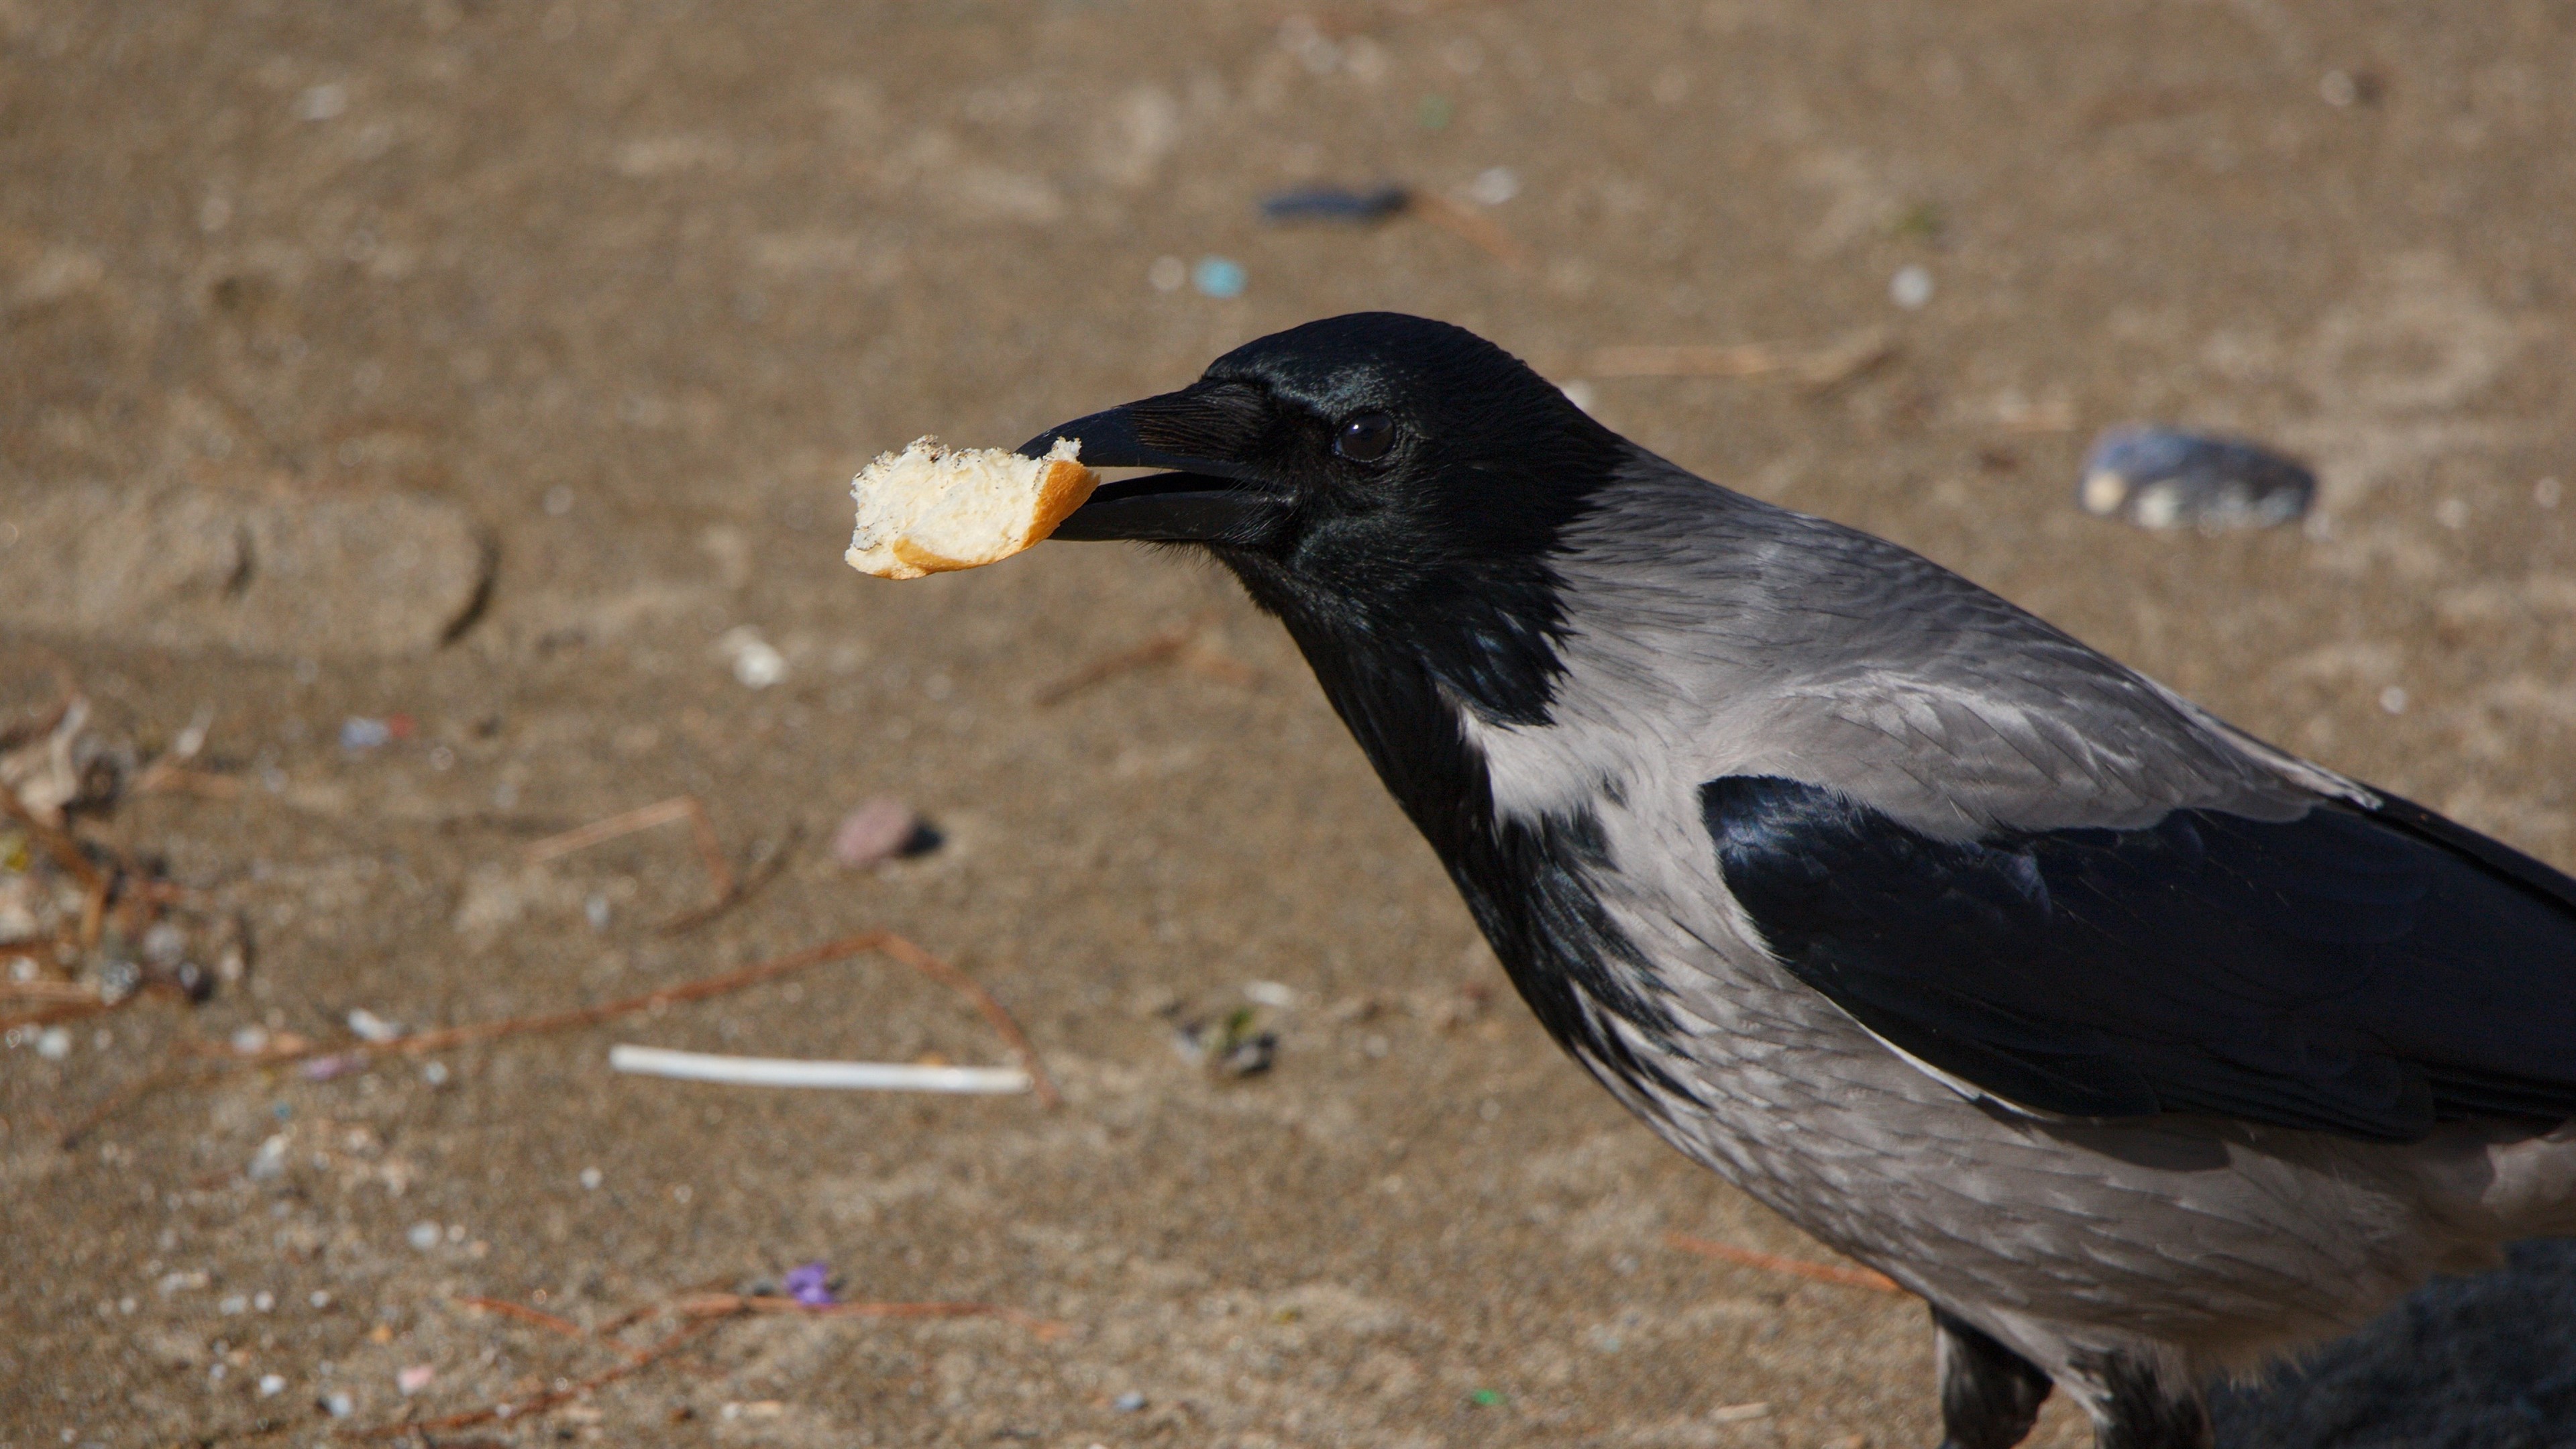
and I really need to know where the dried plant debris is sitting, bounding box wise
[1170,993,1283,1079]
[2078,425,2317,531]
[1,686,239,1037]
[0,694,132,825]
[62,928,1059,1144]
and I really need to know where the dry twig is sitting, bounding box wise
[1411,192,1532,269]
[60,930,1058,1146]
[1580,329,1896,392]
[0,775,108,951]
[873,933,1060,1108]
[521,795,742,930]
[1580,341,1788,380]
[453,1295,620,1352]
[127,704,215,796]
[353,1287,1063,1441]
[0,979,99,1004]
[1663,1231,1905,1295]
[0,995,119,1034]
[675,1284,1066,1330]
[132,764,243,800]
[346,1316,725,1440]
[676,1292,1068,1338]
[1034,613,1254,706]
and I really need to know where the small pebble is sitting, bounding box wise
[322,1392,355,1419]
[718,626,786,689]
[35,1026,70,1060]
[257,1374,286,1398]
[584,893,612,930]
[253,1291,275,1312]
[2380,686,2409,715]
[219,1295,248,1316]
[345,1008,405,1044]
[338,717,392,752]
[1146,255,1185,292]
[1113,1392,1148,1412]
[2077,426,2316,531]
[421,1060,449,1086]
[1191,256,1246,299]
[542,485,576,517]
[141,921,186,967]
[93,959,142,1005]
[1464,166,1521,207]
[2318,69,2377,107]
[832,797,941,869]
[406,1221,441,1251]
[230,1025,272,1055]
[297,83,347,122]
[580,1166,604,1191]
[309,1290,333,1309]
[1890,264,1934,310]
[246,1135,288,1181]
[396,1364,435,1395]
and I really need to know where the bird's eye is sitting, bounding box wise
[1334,411,1396,463]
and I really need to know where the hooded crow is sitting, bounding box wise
[1021,313,2576,1449]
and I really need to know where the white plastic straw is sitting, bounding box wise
[608,1044,1032,1095]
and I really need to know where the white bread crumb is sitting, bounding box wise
[845,437,1098,580]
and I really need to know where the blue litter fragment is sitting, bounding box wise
[2078,425,2316,531]
[1259,185,1411,224]
[784,1260,835,1307]
[1191,256,1246,299]
[339,716,393,751]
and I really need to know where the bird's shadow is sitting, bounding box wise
[2212,1238,2576,1448]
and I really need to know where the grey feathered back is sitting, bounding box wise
[1482,450,2359,839]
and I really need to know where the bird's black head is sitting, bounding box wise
[1023,313,1625,724]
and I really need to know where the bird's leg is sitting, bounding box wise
[1931,1307,2052,1449]
[2065,1348,2212,1449]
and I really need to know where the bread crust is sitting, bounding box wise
[887,536,975,576]
[1020,456,1102,549]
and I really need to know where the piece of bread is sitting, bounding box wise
[844,437,1099,580]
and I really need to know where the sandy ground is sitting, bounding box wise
[5,2,2574,1445]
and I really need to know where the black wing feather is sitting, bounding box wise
[1702,775,2576,1142]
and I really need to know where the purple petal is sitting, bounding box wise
[783,1260,835,1307]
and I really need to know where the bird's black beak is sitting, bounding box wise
[1018,385,1290,544]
